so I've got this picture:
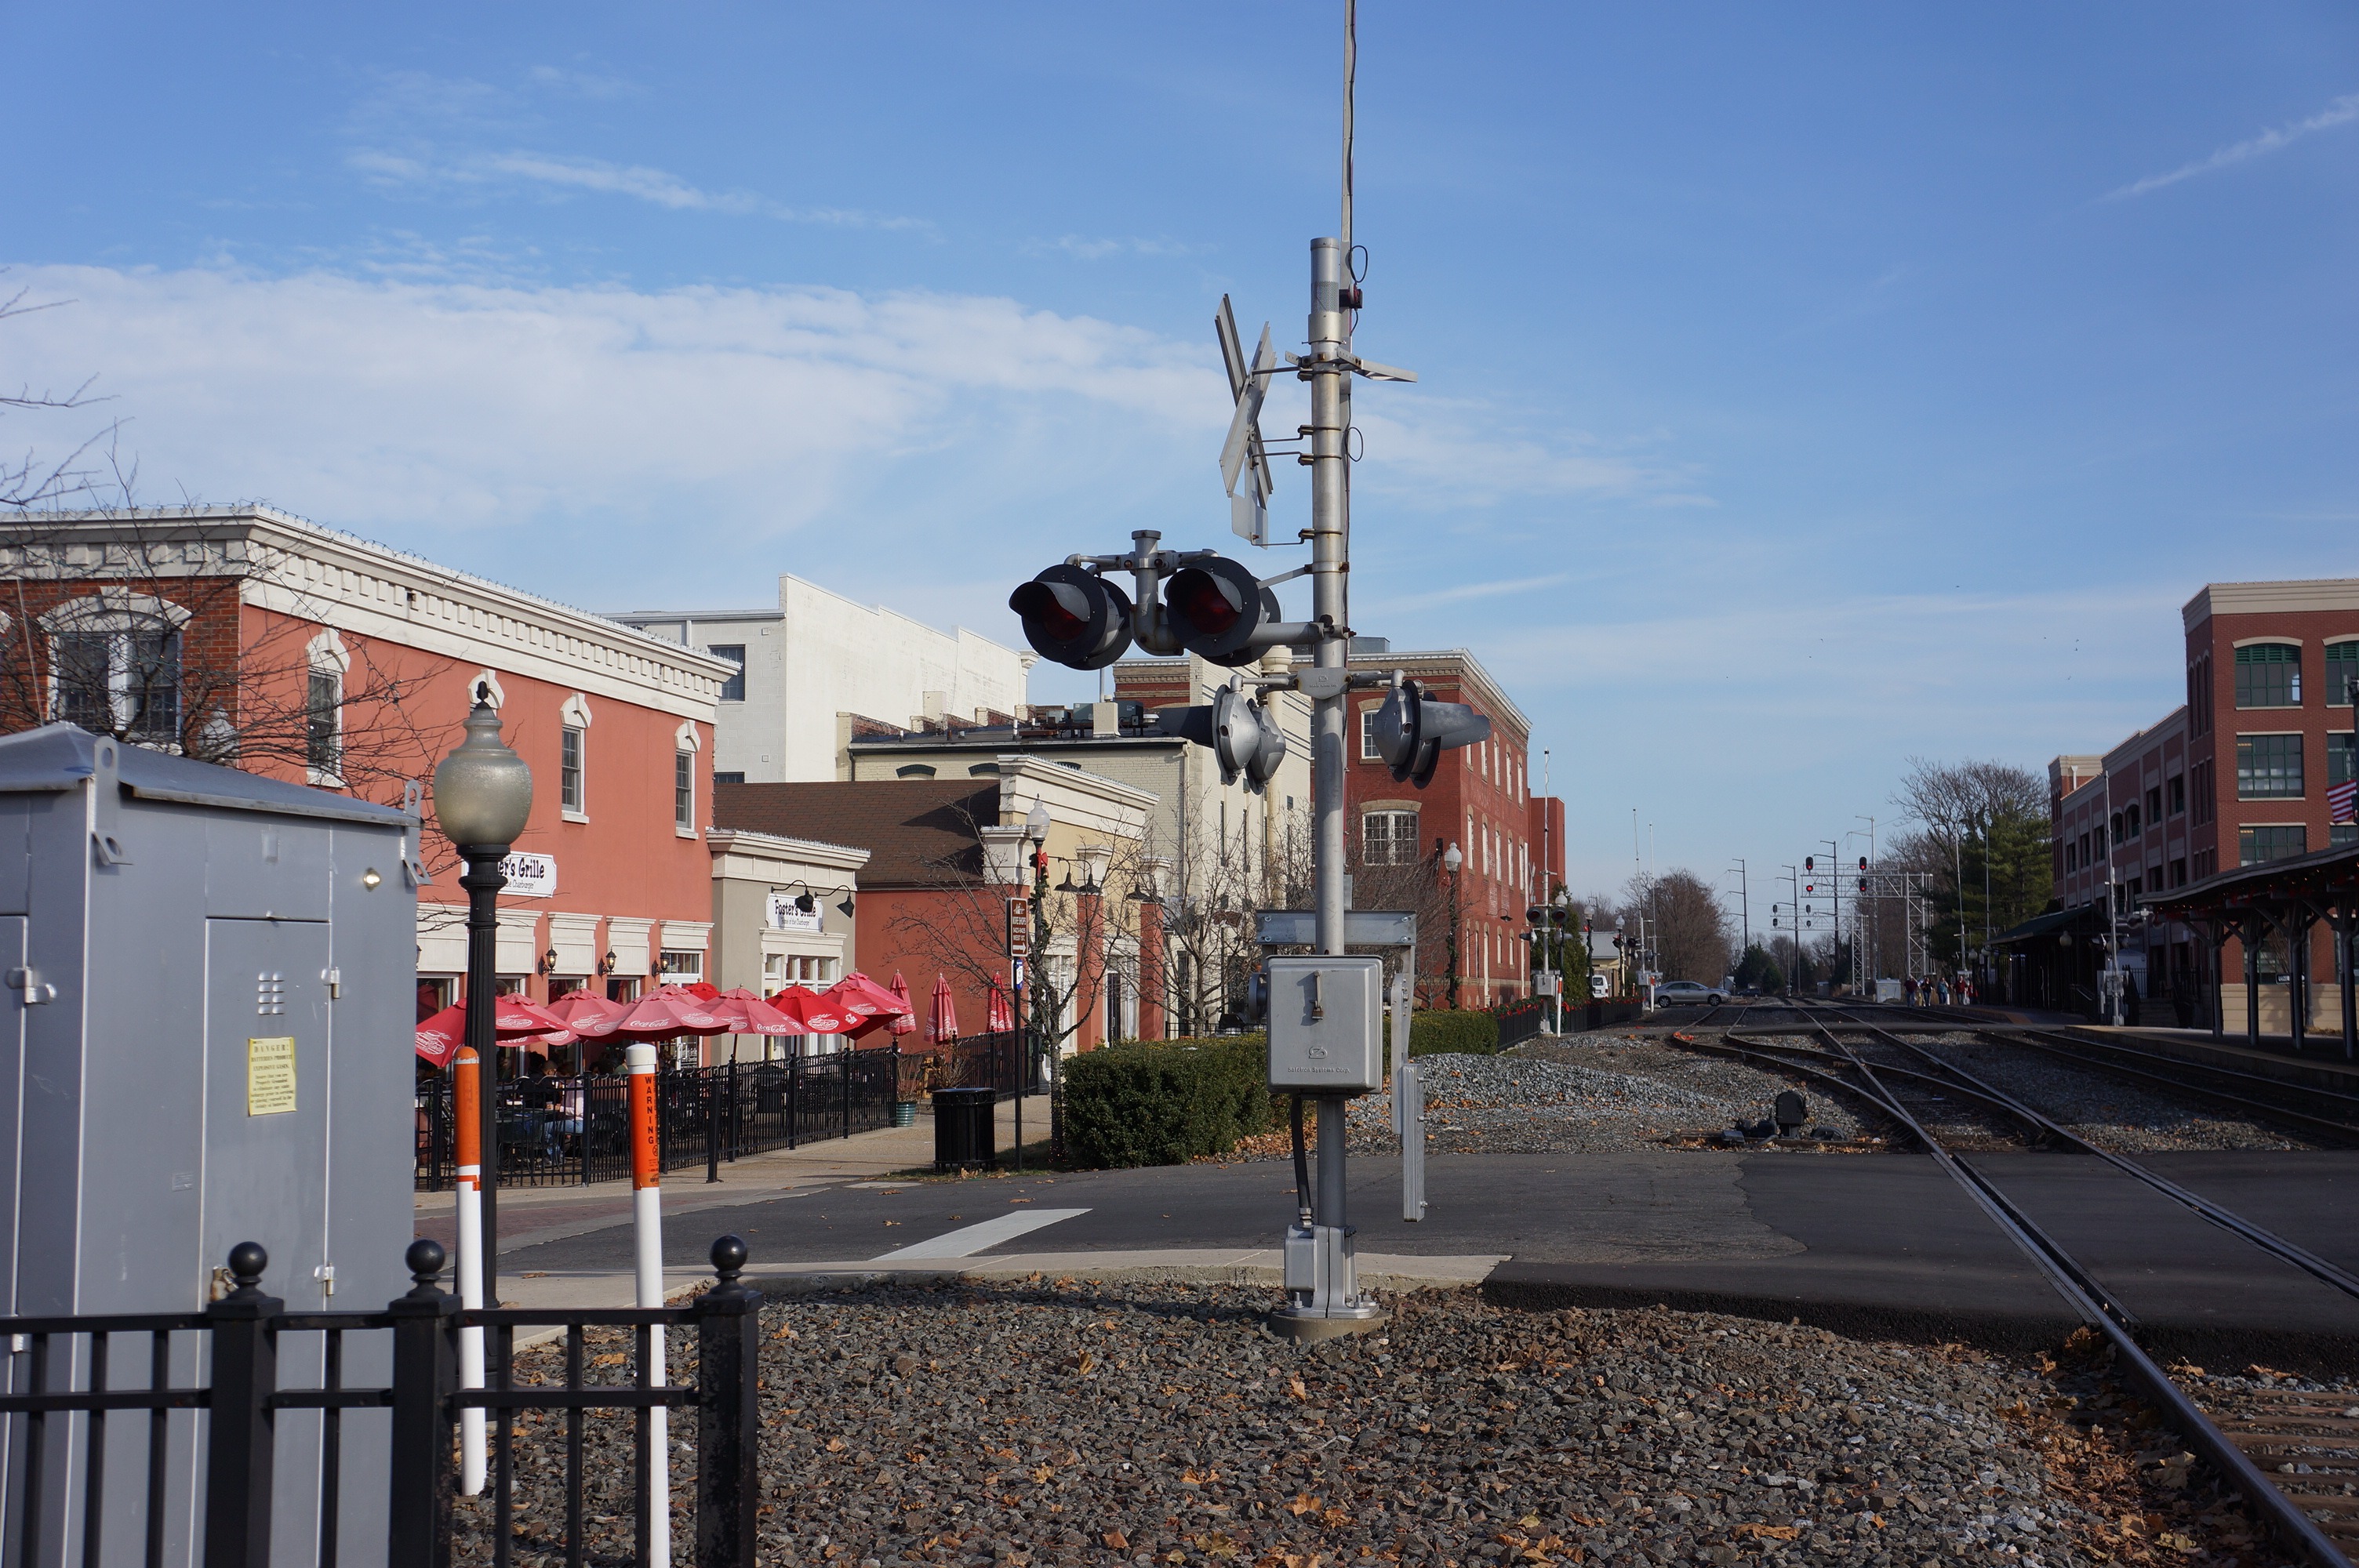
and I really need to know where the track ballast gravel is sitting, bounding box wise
[450,1282,2216,1567]
[1338,1044,1866,1156]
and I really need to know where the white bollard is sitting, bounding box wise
[626,1042,671,1565]
[453,1046,487,1494]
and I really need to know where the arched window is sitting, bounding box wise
[306,627,350,782]
[2328,641,2359,708]
[39,590,190,746]
[2234,642,2301,708]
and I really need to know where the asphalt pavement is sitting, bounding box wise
[472,1143,2359,1370]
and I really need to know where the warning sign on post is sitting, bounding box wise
[247,1036,298,1116]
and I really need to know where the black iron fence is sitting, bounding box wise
[1496,1001,1550,1049]
[930,1029,1026,1095]
[416,1048,902,1190]
[0,1236,761,1566]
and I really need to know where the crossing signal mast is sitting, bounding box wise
[1007,0,1485,1339]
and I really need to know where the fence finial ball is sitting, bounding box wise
[227,1241,268,1288]
[710,1234,749,1281]
[405,1237,448,1287]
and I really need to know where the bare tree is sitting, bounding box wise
[1887,757,2054,974]
[1615,867,1732,985]
[881,802,1138,1058]
[2,280,122,514]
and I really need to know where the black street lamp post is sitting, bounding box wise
[433,701,535,1310]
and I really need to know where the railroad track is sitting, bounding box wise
[1690,1003,2359,1563]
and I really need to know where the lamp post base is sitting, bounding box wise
[1267,1305,1387,1341]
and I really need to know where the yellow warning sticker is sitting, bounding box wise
[247,1036,297,1116]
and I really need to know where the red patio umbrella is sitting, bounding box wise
[825,971,912,1021]
[542,990,627,1038]
[987,982,1015,1033]
[767,986,857,1035]
[929,974,960,1045]
[415,995,576,1069]
[887,971,919,1037]
[610,984,730,1040]
[707,987,800,1037]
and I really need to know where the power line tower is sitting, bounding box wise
[1005,1,1484,1340]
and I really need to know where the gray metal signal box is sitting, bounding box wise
[0,723,417,1563]
[1266,956,1383,1093]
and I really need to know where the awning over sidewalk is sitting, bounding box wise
[1990,905,2105,946]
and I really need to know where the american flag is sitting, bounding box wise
[2332,777,2358,825]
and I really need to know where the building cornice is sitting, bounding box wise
[5,506,734,720]
[703,827,871,876]
[2185,579,2359,633]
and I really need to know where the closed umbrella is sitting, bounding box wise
[987,982,1015,1033]
[416,995,576,1069]
[930,974,960,1045]
[887,971,919,1036]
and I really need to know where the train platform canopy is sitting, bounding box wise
[1990,904,2108,947]
[2145,842,2359,924]
[2143,841,2359,1055]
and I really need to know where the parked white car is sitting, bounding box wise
[1654,979,1726,1007]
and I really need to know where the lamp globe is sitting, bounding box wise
[433,702,534,848]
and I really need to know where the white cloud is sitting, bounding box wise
[2106,91,2359,201]
[347,147,932,231]
[1022,235,1203,261]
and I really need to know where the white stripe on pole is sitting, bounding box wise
[627,1042,671,1566]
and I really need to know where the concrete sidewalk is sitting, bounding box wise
[418,1090,1055,1277]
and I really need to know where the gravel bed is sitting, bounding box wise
[1331,1045,1867,1156]
[1887,1035,2329,1154]
[448,1282,2242,1566]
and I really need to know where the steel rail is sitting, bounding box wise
[1776,1015,2359,1305]
[1779,1016,2354,1568]
[2005,1026,2359,1125]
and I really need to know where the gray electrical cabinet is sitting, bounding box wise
[0,723,417,1566]
[1266,956,1384,1093]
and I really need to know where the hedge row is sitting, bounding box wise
[1062,1036,1275,1170]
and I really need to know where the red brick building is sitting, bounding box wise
[714,757,1154,1054]
[1116,641,1559,1010]
[0,507,730,1066]
[2040,578,2359,1025]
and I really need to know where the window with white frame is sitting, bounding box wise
[561,727,584,813]
[1361,809,1419,865]
[675,750,694,832]
[1359,710,1380,761]
[306,670,340,775]
[657,949,703,983]
[45,594,187,745]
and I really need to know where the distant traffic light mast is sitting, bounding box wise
[1005,0,1483,1341]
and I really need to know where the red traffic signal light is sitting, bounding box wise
[1009,565,1134,670]
[1805,856,1814,872]
[1857,856,1867,872]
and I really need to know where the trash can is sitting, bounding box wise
[933,1088,998,1172]
[893,1100,918,1128]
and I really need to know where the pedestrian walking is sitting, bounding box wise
[1937,977,1951,1007]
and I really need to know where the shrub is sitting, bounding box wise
[1406,1008,1499,1058]
[1062,1036,1274,1169]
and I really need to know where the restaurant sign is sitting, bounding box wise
[767,893,823,933]
[499,851,557,898]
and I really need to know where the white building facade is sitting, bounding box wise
[613,575,1031,785]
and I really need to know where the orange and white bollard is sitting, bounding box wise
[453,1046,488,1495]
[626,1042,671,1563]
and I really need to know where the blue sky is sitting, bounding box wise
[9,3,2357,900]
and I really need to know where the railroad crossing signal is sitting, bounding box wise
[1369,677,1491,789]
[1158,682,1287,794]
[1006,565,1134,670]
[1215,296,1279,547]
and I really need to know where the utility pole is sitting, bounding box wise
[1729,858,1749,960]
